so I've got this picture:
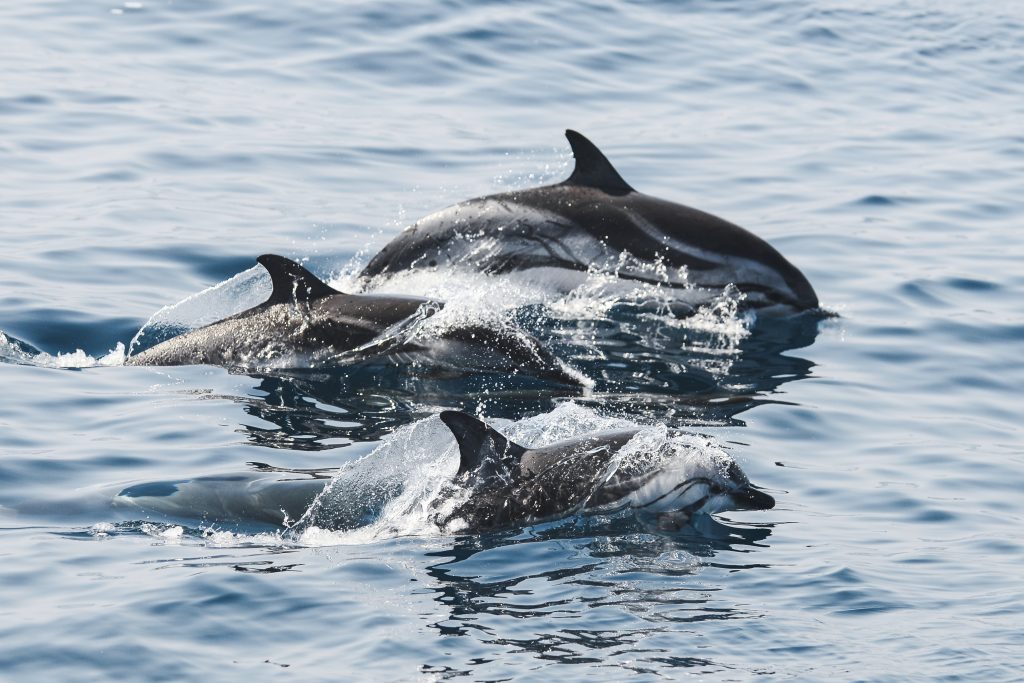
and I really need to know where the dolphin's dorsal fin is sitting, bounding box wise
[439,411,527,479]
[564,129,634,196]
[258,254,342,305]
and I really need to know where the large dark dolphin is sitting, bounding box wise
[360,130,819,313]
[437,410,775,531]
[126,254,583,385]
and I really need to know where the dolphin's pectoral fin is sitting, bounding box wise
[439,411,527,479]
[257,254,342,305]
[563,130,635,196]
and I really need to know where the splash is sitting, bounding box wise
[359,258,751,367]
[0,330,125,368]
[7,242,751,377]
[127,264,271,356]
[140,523,184,543]
[115,238,751,374]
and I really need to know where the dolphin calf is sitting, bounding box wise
[437,410,775,531]
[360,130,819,313]
[126,254,583,385]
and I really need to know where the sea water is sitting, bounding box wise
[1,1,1022,680]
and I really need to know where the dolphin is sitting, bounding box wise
[437,410,775,531]
[114,471,331,527]
[360,130,819,313]
[113,412,774,533]
[126,254,584,385]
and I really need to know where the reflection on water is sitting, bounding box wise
[57,507,777,676]
[419,516,773,673]
[231,369,426,449]
[218,310,821,453]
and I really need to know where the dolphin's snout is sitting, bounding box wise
[732,485,775,511]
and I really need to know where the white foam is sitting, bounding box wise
[89,522,115,538]
[0,331,126,368]
[354,262,750,372]
[140,523,184,543]
[200,528,290,548]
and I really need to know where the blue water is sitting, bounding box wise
[2,0,1023,680]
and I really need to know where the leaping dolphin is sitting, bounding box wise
[360,130,819,313]
[437,410,775,531]
[126,254,583,385]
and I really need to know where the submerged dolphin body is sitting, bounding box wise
[126,254,583,385]
[437,410,775,531]
[361,130,819,313]
[114,472,330,527]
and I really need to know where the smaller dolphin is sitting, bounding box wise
[127,254,433,367]
[360,130,819,313]
[112,413,773,532]
[437,410,774,531]
[126,254,583,385]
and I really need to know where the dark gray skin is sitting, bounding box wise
[126,255,583,385]
[126,254,435,367]
[437,410,775,532]
[360,130,819,313]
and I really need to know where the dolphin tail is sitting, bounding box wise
[439,411,527,480]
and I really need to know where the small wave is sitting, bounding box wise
[88,521,293,549]
[0,330,125,368]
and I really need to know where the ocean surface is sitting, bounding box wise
[2,1,1023,680]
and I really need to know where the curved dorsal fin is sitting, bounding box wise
[564,129,634,195]
[439,411,527,480]
[257,254,341,305]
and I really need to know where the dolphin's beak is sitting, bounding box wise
[732,485,775,510]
